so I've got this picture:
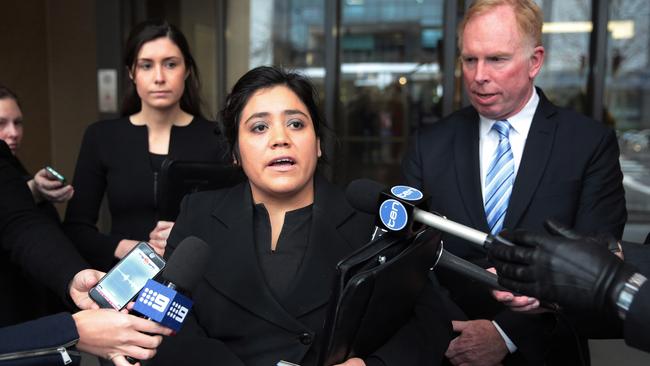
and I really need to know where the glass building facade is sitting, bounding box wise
[112,0,650,222]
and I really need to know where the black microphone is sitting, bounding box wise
[346,179,514,249]
[434,248,507,290]
[347,179,513,290]
[127,236,210,364]
[363,211,506,290]
[160,236,211,293]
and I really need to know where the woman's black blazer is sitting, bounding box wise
[152,176,452,366]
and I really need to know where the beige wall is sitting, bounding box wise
[226,0,250,91]
[0,0,97,213]
[0,1,52,174]
[45,0,98,183]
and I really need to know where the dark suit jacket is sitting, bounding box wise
[152,176,452,366]
[402,89,627,364]
[0,141,88,327]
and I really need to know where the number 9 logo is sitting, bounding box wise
[152,294,170,312]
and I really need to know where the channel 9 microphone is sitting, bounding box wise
[133,236,211,331]
[345,179,511,290]
[124,236,210,364]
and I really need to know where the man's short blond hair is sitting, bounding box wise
[458,0,544,50]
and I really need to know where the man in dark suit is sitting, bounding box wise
[402,0,626,364]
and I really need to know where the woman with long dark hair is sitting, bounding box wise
[151,66,451,366]
[64,20,228,271]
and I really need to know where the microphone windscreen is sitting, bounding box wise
[345,178,385,214]
[163,236,211,292]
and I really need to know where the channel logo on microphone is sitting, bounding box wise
[390,185,423,201]
[379,199,408,231]
[133,279,193,332]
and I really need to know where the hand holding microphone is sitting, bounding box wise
[132,236,210,331]
[125,236,211,364]
[72,308,173,366]
[345,179,558,312]
[345,179,513,290]
[488,227,636,316]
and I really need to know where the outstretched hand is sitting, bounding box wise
[72,309,173,362]
[489,229,633,314]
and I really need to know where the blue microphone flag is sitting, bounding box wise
[133,279,193,332]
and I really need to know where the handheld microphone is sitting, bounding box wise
[128,236,210,363]
[365,215,505,290]
[346,179,514,249]
[434,248,506,290]
[133,236,210,327]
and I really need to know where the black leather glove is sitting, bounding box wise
[544,218,622,255]
[488,229,635,315]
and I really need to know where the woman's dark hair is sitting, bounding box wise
[220,66,329,162]
[0,85,20,108]
[121,19,204,118]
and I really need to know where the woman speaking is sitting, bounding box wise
[152,66,451,366]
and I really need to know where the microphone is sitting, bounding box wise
[347,179,510,291]
[346,179,514,249]
[127,237,210,364]
[434,248,506,291]
[158,235,211,293]
[133,236,210,329]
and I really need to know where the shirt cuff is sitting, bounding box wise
[492,320,518,353]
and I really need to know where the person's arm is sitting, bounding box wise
[488,230,635,314]
[73,309,173,364]
[0,311,173,366]
[0,151,89,301]
[573,128,626,239]
[63,125,125,271]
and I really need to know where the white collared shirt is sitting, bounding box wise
[478,87,539,353]
[479,88,540,204]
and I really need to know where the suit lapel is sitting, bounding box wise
[283,175,357,318]
[454,110,490,232]
[505,89,558,229]
[203,183,306,333]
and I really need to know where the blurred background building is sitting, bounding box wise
[1,1,649,363]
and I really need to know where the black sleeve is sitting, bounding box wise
[624,280,650,352]
[0,312,79,358]
[0,147,89,303]
[64,124,122,271]
[573,129,627,239]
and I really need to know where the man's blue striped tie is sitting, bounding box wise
[484,120,514,235]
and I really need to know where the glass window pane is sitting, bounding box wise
[336,0,445,185]
[178,0,218,118]
[226,0,326,118]
[607,0,650,222]
[536,0,592,113]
